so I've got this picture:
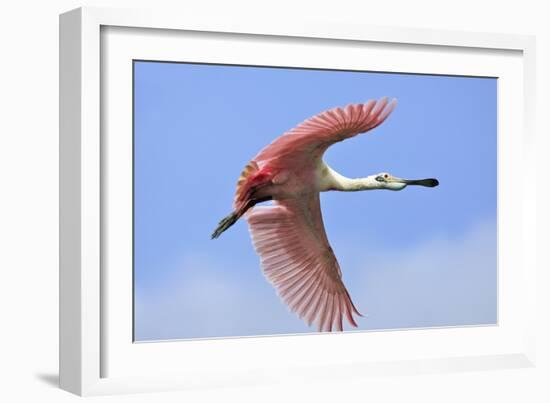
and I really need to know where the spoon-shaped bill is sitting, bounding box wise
[402,178,439,187]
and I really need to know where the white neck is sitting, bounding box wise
[319,164,381,192]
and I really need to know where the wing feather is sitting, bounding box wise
[247,196,362,332]
[252,97,396,170]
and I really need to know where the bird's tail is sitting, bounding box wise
[211,211,240,239]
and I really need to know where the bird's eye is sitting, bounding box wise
[384,174,389,179]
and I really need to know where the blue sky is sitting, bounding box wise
[133,61,497,341]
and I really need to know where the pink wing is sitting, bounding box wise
[233,97,396,210]
[253,97,397,169]
[246,194,361,332]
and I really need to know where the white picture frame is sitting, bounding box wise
[59,6,537,396]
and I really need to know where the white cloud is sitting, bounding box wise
[134,253,308,341]
[344,218,497,330]
[135,218,497,341]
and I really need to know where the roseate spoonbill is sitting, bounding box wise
[212,97,439,332]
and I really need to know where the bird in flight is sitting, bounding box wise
[212,97,438,332]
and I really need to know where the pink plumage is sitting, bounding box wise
[212,97,399,331]
[247,198,361,332]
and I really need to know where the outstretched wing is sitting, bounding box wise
[253,97,397,170]
[246,194,361,332]
[232,97,396,211]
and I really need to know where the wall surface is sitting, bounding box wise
[0,0,548,402]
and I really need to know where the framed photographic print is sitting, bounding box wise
[60,6,537,396]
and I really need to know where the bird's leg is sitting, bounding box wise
[240,196,273,216]
[211,195,272,239]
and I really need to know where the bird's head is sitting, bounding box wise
[373,172,439,191]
